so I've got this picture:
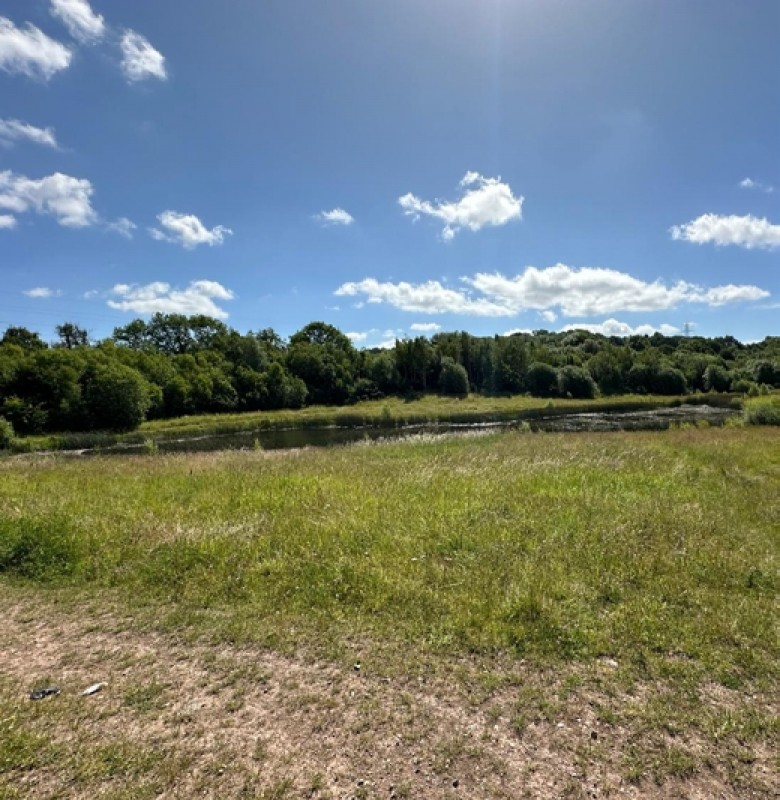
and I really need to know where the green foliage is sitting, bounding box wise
[558,365,597,399]
[743,395,780,426]
[1,318,777,438]
[526,362,558,397]
[752,360,780,387]
[55,322,89,349]
[0,397,48,436]
[703,364,731,393]
[0,416,14,449]
[81,362,152,431]
[438,357,469,396]
[0,326,47,351]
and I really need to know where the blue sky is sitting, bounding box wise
[1,0,778,347]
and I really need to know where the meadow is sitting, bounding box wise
[0,425,777,798]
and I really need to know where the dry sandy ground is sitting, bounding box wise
[0,591,775,800]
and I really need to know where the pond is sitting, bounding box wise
[92,403,738,456]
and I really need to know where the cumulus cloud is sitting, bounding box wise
[0,17,72,80]
[561,319,681,337]
[316,208,354,226]
[410,322,441,333]
[399,172,523,240]
[120,30,166,82]
[336,278,514,316]
[0,170,97,228]
[23,287,62,299]
[739,177,774,194]
[107,280,235,319]
[50,0,105,44]
[696,285,770,306]
[0,118,58,148]
[346,329,403,349]
[150,211,232,249]
[106,216,136,239]
[465,265,769,316]
[336,264,769,318]
[670,213,780,250]
[0,214,17,229]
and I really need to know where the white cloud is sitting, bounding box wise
[336,278,514,316]
[0,118,58,148]
[107,216,136,239]
[0,214,17,229]
[504,328,533,336]
[346,328,403,349]
[23,287,62,299]
[316,208,355,226]
[150,211,232,249]
[670,213,780,250]
[0,170,97,228]
[465,265,769,316]
[336,264,769,318]
[539,310,557,323]
[83,289,99,299]
[107,280,235,319]
[739,177,774,194]
[120,30,167,82]
[696,285,769,306]
[375,334,400,350]
[0,17,72,80]
[561,319,681,337]
[50,0,105,44]
[399,172,523,240]
[410,322,441,332]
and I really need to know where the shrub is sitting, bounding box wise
[731,378,755,394]
[438,357,469,396]
[0,416,13,450]
[81,362,152,431]
[526,363,559,397]
[743,396,780,426]
[703,364,731,393]
[558,365,597,399]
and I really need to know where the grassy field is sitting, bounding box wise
[0,426,777,798]
[9,391,740,453]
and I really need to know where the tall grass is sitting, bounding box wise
[0,427,776,687]
[744,395,780,425]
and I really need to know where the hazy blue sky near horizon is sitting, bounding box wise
[1,0,778,346]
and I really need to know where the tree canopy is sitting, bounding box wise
[0,315,777,435]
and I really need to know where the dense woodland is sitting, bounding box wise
[0,315,778,435]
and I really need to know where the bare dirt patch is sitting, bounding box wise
[0,588,776,799]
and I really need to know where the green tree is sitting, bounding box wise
[0,416,15,449]
[1,327,47,351]
[703,364,731,393]
[438,357,469,396]
[526,363,559,397]
[558,365,597,399]
[81,363,151,431]
[55,322,89,349]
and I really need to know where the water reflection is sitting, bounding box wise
[96,404,737,456]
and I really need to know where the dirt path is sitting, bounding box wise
[0,590,775,799]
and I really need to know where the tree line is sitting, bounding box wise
[0,315,778,434]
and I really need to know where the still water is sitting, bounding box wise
[98,403,737,456]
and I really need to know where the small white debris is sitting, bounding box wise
[81,682,107,696]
